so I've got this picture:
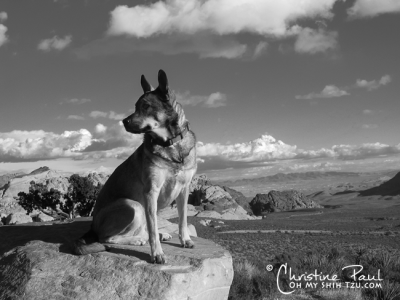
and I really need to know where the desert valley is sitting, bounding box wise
[1,167,399,299]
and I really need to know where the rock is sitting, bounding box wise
[0,218,233,300]
[250,190,322,215]
[1,169,71,201]
[86,172,110,187]
[5,212,33,225]
[157,204,198,220]
[189,175,239,213]
[221,186,253,214]
[34,213,55,222]
[199,219,212,227]
[196,210,223,219]
[158,217,197,237]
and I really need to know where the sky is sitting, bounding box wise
[1,0,400,180]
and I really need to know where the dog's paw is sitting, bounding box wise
[181,239,195,249]
[159,232,172,241]
[151,253,167,264]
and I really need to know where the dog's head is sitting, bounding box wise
[123,70,180,136]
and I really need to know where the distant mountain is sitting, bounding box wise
[0,167,50,189]
[28,166,50,176]
[359,172,400,196]
[215,171,361,187]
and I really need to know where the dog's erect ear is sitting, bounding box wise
[158,69,169,95]
[141,75,153,93]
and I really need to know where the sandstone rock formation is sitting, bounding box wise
[250,190,322,215]
[0,167,109,217]
[0,219,233,300]
[189,175,257,219]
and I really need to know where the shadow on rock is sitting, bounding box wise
[0,217,92,255]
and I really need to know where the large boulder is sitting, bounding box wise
[250,190,322,215]
[221,186,252,214]
[0,219,233,300]
[189,175,239,212]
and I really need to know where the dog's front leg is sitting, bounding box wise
[176,185,194,248]
[143,186,166,264]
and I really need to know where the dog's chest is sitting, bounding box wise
[157,170,191,208]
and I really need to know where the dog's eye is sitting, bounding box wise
[142,103,150,110]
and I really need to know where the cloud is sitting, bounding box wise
[77,0,340,59]
[355,75,392,91]
[75,33,247,60]
[294,27,338,54]
[0,11,7,22]
[197,134,298,162]
[89,110,126,120]
[196,133,400,172]
[175,91,227,107]
[37,35,72,51]
[0,129,92,162]
[296,85,349,99]
[67,115,85,120]
[107,1,337,38]
[363,109,373,115]
[0,24,8,47]
[0,123,142,163]
[253,41,268,58]
[65,98,91,105]
[348,0,400,18]
[95,123,107,133]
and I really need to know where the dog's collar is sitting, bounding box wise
[150,123,190,147]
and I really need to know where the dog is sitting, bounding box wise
[73,70,197,264]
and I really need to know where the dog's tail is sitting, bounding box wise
[73,228,106,255]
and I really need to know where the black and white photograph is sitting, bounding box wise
[0,1,400,299]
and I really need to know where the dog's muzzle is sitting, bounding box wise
[123,116,148,134]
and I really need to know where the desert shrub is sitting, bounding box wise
[17,181,67,219]
[228,259,276,300]
[17,174,103,220]
[363,280,400,300]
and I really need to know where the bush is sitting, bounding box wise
[17,174,103,220]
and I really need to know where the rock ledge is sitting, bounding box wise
[0,219,233,300]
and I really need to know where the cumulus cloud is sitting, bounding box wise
[347,0,400,18]
[176,91,227,108]
[107,0,337,38]
[0,123,142,163]
[89,110,126,120]
[355,75,392,91]
[0,11,7,22]
[37,35,72,51]
[196,133,400,172]
[67,115,85,120]
[77,0,340,59]
[0,24,8,47]
[296,85,349,99]
[0,129,92,162]
[197,134,298,162]
[294,27,338,54]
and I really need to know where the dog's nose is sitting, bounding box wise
[123,118,131,126]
